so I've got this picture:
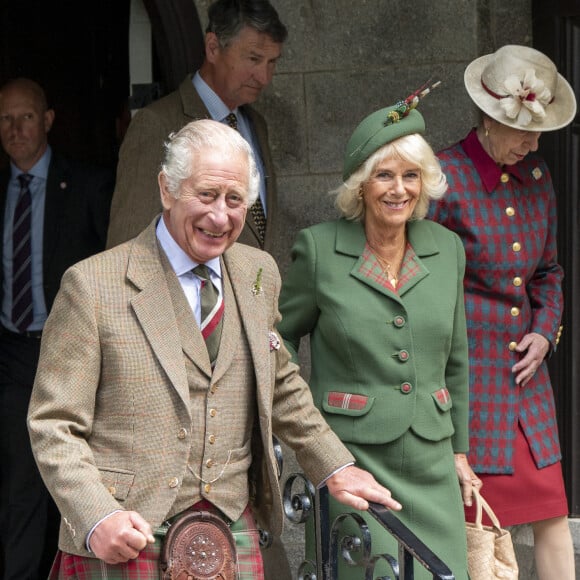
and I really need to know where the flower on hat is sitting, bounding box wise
[500,69,552,127]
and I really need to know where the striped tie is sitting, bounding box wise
[12,174,34,332]
[193,265,224,365]
[224,112,266,245]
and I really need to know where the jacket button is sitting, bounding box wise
[400,382,413,393]
[506,207,515,217]
[210,383,218,394]
[508,341,518,351]
[208,434,216,444]
[206,458,214,468]
[168,477,179,488]
[108,486,116,495]
[512,242,521,252]
[398,350,409,362]
[393,316,406,328]
[209,408,217,417]
[204,484,211,493]
[500,173,509,183]
[513,277,522,287]
[177,428,187,439]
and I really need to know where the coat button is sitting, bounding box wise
[500,173,509,183]
[177,428,187,439]
[209,408,217,417]
[206,459,214,468]
[513,277,522,287]
[168,477,179,488]
[204,484,211,493]
[108,486,116,495]
[511,307,520,317]
[512,242,521,252]
[398,350,409,362]
[508,341,518,351]
[208,434,216,444]
[393,316,406,328]
[506,207,515,217]
[400,382,413,393]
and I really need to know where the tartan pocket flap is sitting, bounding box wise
[322,391,375,416]
[431,387,452,411]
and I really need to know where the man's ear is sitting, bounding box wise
[44,108,55,133]
[204,32,221,64]
[158,172,174,211]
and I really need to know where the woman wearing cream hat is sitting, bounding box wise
[278,92,478,579]
[428,44,577,579]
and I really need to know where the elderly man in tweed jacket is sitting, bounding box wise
[27,119,401,579]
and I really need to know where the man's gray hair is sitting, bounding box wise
[160,119,260,205]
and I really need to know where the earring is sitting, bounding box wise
[357,186,364,199]
[485,126,489,137]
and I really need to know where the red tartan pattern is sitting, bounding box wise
[327,391,369,410]
[427,129,563,473]
[434,387,450,405]
[360,243,421,292]
[48,502,263,579]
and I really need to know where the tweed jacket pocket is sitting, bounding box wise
[98,467,136,501]
[431,387,453,412]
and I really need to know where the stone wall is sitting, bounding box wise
[193,0,538,576]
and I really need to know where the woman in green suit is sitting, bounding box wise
[278,99,479,579]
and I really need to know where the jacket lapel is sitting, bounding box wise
[126,222,192,409]
[336,219,437,298]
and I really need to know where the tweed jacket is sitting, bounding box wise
[27,218,353,557]
[278,218,470,453]
[0,152,113,318]
[427,130,563,473]
[106,75,277,250]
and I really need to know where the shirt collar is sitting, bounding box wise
[193,71,239,123]
[10,145,52,181]
[461,129,522,193]
[156,216,222,279]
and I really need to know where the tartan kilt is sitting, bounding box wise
[48,501,264,579]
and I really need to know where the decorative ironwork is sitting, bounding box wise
[280,473,455,580]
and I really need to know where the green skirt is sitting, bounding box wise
[306,430,469,580]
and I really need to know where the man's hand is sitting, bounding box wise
[326,465,402,512]
[89,511,155,564]
[512,332,550,386]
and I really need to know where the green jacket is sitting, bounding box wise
[278,218,469,452]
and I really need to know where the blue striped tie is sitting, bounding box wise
[12,174,34,332]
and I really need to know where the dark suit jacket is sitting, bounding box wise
[107,75,278,250]
[0,152,114,317]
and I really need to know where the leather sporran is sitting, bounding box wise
[160,510,237,580]
[466,488,519,579]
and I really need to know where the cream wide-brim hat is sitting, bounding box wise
[464,44,577,132]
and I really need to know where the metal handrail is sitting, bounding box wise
[280,471,455,580]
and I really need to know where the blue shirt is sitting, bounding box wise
[2,146,52,331]
[156,216,222,326]
[192,72,267,216]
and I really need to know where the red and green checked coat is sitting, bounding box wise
[428,129,563,474]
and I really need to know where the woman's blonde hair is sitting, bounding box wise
[334,133,447,222]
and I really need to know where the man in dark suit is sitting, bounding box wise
[107,0,285,251]
[0,77,114,580]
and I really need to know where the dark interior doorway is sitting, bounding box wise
[0,0,131,171]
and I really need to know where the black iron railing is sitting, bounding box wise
[267,439,455,579]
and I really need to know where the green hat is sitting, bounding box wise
[342,80,441,181]
[342,105,425,181]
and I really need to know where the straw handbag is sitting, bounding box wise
[465,488,519,579]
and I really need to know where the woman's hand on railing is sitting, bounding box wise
[326,465,403,512]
